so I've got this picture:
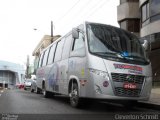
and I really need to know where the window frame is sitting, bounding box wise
[47,43,56,65]
[61,33,72,60]
[54,38,65,62]
[38,52,44,68]
[42,48,50,67]
[72,32,85,51]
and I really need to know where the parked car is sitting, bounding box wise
[24,79,33,90]
[16,83,24,89]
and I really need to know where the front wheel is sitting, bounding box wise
[69,83,81,108]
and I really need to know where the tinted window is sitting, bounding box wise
[62,34,72,59]
[48,44,56,64]
[38,52,44,68]
[142,5,147,22]
[120,21,127,30]
[54,38,65,62]
[42,49,50,66]
[127,19,140,32]
[150,0,160,16]
[72,32,84,51]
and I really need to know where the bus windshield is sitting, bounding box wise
[86,23,149,65]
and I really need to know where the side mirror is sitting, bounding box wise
[72,28,79,39]
[142,40,149,51]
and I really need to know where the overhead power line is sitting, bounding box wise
[68,0,110,27]
[86,0,111,19]
[55,0,80,24]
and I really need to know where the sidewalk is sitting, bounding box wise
[138,87,160,110]
[149,88,160,104]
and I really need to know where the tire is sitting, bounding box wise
[35,87,41,94]
[69,83,82,108]
[42,85,50,98]
[30,85,34,93]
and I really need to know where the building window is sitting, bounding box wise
[142,5,147,22]
[141,2,150,26]
[128,19,140,32]
[120,0,138,4]
[150,0,160,16]
[120,19,140,32]
[120,21,127,30]
[141,0,160,27]
[150,0,160,22]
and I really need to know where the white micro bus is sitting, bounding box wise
[36,22,152,108]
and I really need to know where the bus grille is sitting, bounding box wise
[115,87,141,97]
[111,73,144,84]
[111,73,145,97]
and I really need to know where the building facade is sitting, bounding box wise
[117,0,160,86]
[0,60,25,88]
[32,35,61,73]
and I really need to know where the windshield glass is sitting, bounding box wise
[87,23,149,64]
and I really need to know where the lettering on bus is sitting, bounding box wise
[113,63,143,74]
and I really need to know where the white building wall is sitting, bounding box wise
[0,60,25,86]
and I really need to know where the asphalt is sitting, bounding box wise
[0,86,160,111]
[138,87,160,110]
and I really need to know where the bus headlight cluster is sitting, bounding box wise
[89,68,110,80]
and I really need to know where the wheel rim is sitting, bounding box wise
[70,86,79,106]
[36,87,38,93]
[42,87,46,96]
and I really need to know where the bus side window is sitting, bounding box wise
[38,52,44,68]
[62,34,72,60]
[54,38,65,62]
[47,44,56,65]
[42,48,50,66]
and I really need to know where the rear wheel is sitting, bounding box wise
[35,87,41,94]
[42,84,50,98]
[30,85,34,93]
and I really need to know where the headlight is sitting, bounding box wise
[89,68,109,79]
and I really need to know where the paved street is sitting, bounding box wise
[0,89,159,120]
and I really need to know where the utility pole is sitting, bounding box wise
[51,21,54,43]
[26,55,30,78]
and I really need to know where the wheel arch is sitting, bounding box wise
[42,80,45,89]
[68,76,80,95]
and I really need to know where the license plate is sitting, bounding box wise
[123,83,137,89]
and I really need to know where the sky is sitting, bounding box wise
[0,0,119,66]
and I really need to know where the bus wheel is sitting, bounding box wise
[69,83,80,108]
[42,85,50,98]
[35,87,40,94]
[30,85,34,93]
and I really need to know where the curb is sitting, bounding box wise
[137,102,160,110]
